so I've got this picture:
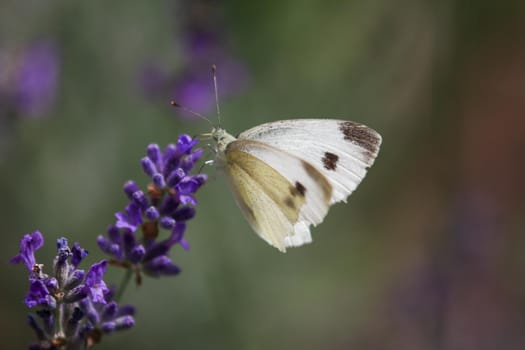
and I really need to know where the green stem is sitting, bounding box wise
[55,301,67,349]
[114,268,133,302]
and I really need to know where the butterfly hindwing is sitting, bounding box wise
[224,140,334,251]
[224,147,303,251]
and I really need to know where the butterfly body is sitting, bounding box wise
[211,119,381,252]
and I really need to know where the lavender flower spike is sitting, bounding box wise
[11,232,135,349]
[98,137,207,280]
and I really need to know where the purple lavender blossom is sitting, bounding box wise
[98,136,206,280]
[10,232,134,349]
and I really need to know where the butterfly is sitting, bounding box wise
[175,67,382,252]
[209,119,382,252]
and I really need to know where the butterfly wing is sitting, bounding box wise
[237,119,382,204]
[223,140,333,251]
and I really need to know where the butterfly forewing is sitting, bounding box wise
[237,119,382,204]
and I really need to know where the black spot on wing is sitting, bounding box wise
[295,181,306,196]
[339,121,380,154]
[289,182,306,198]
[322,152,339,170]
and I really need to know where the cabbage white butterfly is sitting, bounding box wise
[175,67,382,252]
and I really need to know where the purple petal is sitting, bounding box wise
[160,216,175,230]
[101,301,118,321]
[145,206,160,220]
[179,194,197,206]
[114,315,135,330]
[180,238,190,251]
[168,223,187,246]
[152,173,166,188]
[132,191,149,210]
[25,279,54,308]
[107,225,121,243]
[45,277,58,292]
[177,177,201,194]
[64,285,89,303]
[128,245,146,264]
[115,202,142,231]
[147,144,162,165]
[116,305,136,317]
[143,242,170,262]
[123,181,140,199]
[166,168,185,187]
[143,255,180,277]
[97,235,122,259]
[71,242,88,267]
[10,230,44,272]
[141,157,157,176]
[176,134,198,154]
[85,260,109,304]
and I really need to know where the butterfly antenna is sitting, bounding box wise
[170,101,214,128]
[212,64,222,127]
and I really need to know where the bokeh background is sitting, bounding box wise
[2,1,525,349]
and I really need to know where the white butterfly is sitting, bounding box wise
[176,66,381,252]
[209,119,382,252]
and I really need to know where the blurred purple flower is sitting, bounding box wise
[0,40,59,122]
[13,41,59,118]
[138,0,249,118]
[173,57,248,117]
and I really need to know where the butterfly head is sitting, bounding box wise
[211,127,236,154]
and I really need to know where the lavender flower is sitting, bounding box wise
[10,232,134,349]
[97,136,206,281]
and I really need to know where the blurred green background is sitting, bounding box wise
[2,0,525,349]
